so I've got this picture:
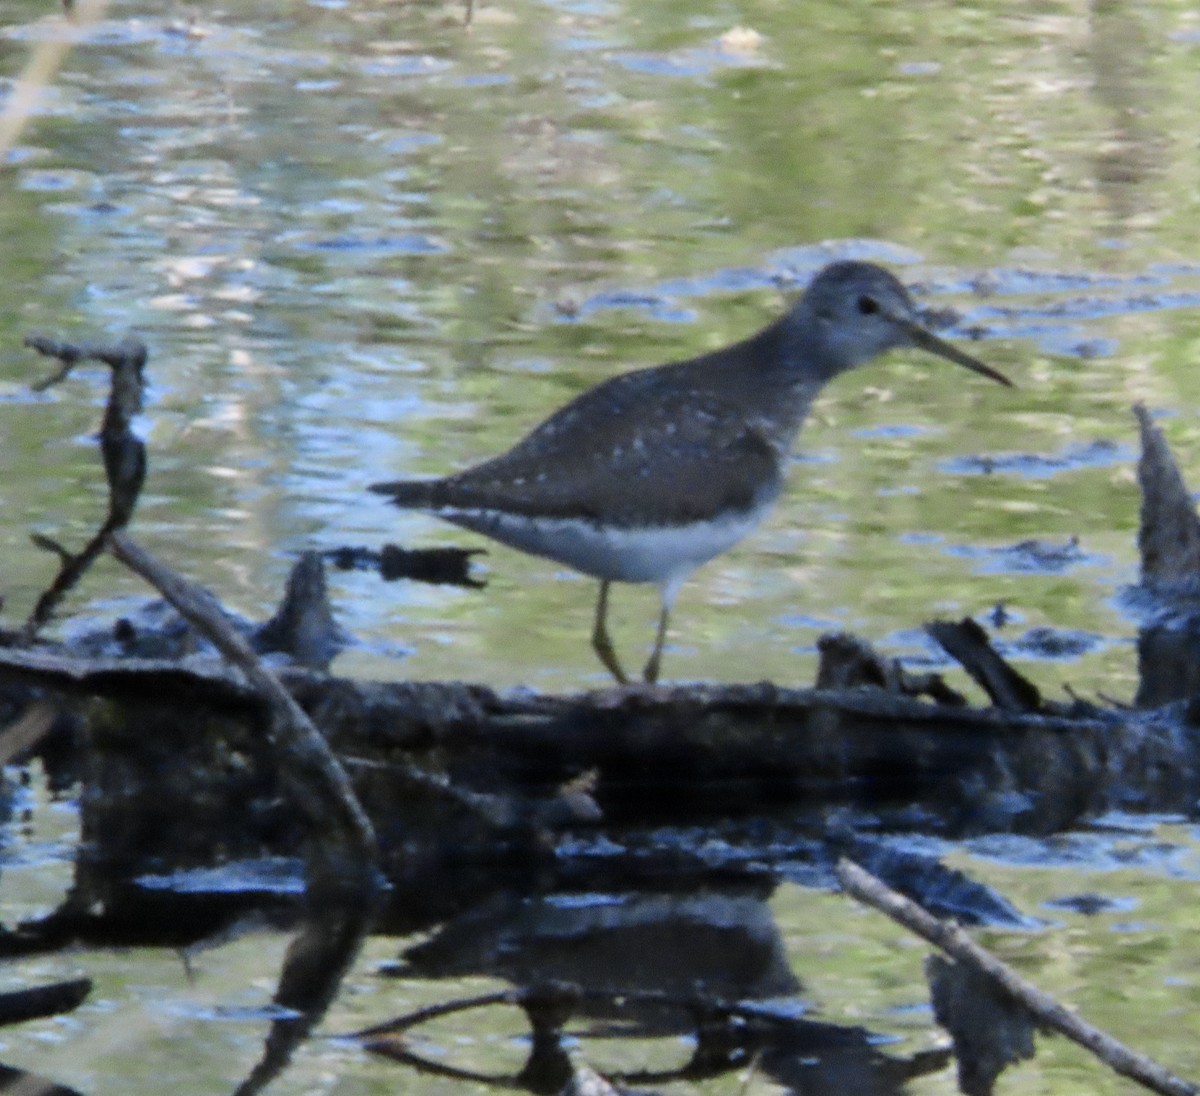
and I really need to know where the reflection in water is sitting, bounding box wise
[1088,1,1164,238]
[377,881,946,1094]
[233,896,374,1096]
[0,1063,87,1096]
[0,979,92,1096]
[927,953,1034,1096]
[1136,621,1200,708]
[401,885,801,1004]
[360,975,948,1096]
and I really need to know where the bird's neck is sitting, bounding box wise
[735,316,831,454]
[776,304,849,383]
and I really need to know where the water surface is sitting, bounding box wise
[2,0,1200,1091]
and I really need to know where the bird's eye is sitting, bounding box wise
[857,295,879,315]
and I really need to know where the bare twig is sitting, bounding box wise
[350,987,516,1039]
[23,336,148,639]
[108,532,378,889]
[25,536,113,639]
[835,858,1198,1096]
[561,1063,622,1096]
[735,1048,763,1096]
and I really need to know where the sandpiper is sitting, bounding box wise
[371,260,1012,683]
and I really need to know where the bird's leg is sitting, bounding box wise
[591,580,629,684]
[642,602,670,684]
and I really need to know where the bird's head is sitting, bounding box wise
[794,261,1012,386]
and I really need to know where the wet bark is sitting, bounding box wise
[0,629,1189,853]
[4,336,1200,923]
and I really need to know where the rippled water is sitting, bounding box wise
[3,0,1200,1092]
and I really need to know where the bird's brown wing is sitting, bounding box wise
[374,346,798,526]
[443,392,785,527]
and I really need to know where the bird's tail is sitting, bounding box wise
[368,478,446,509]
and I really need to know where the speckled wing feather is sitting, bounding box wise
[372,352,794,527]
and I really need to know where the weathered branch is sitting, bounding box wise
[1131,404,1200,707]
[0,633,1180,840]
[925,618,1042,713]
[0,699,58,765]
[107,532,377,889]
[0,0,111,161]
[816,631,967,705]
[22,335,148,639]
[255,551,348,670]
[835,858,1198,1096]
[328,543,486,588]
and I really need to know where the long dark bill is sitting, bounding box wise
[907,323,1014,387]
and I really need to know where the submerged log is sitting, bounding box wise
[3,403,1200,903]
[0,633,1189,855]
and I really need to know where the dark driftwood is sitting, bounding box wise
[1132,404,1200,708]
[254,551,347,671]
[836,859,1199,1096]
[0,633,1188,839]
[815,631,967,705]
[925,619,1043,713]
[1135,403,1200,590]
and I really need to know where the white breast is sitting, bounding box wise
[436,499,775,586]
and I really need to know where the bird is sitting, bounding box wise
[370,260,1012,684]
